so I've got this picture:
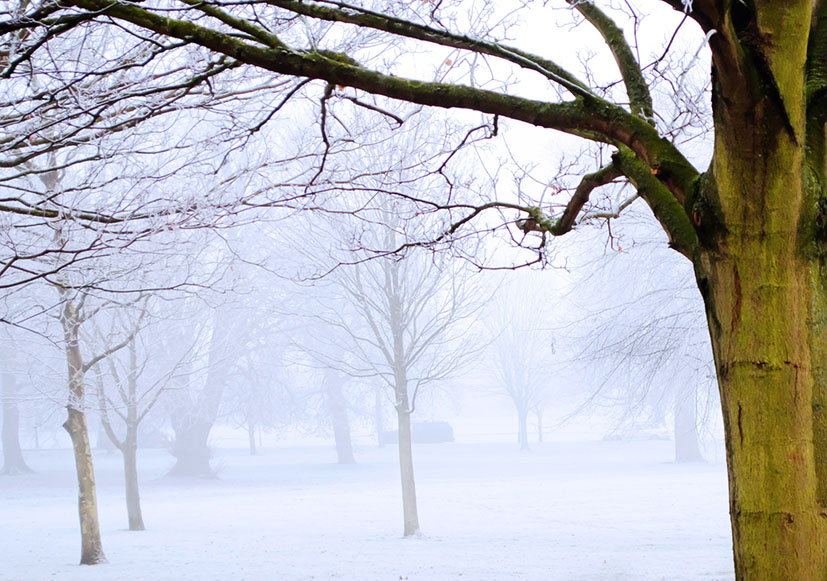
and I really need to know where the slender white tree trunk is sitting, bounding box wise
[396,406,419,537]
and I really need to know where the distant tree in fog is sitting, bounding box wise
[302,222,482,536]
[165,301,234,477]
[163,230,282,477]
[320,368,357,464]
[0,341,32,475]
[488,274,557,451]
[223,331,295,456]
[572,235,715,463]
[92,294,204,529]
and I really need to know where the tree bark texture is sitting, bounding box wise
[692,4,827,575]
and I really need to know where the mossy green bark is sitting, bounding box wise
[694,3,827,576]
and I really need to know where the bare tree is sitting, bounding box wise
[570,229,715,463]
[222,318,295,457]
[59,289,143,564]
[487,273,557,451]
[165,301,232,477]
[91,294,199,529]
[322,369,356,464]
[300,218,482,536]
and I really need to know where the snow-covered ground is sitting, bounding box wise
[1,438,734,580]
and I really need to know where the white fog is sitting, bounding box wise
[1,243,733,579]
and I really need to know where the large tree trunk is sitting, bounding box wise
[168,419,214,477]
[673,387,702,463]
[168,307,230,477]
[1,369,31,474]
[693,9,827,574]
[698,250,826,579]
[324,370,355,464]
[396,407,419,537]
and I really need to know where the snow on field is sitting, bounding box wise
[1,439,734,580]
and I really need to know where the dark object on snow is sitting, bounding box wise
[383,421,455,444]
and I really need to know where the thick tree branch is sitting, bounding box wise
[262,0,596,100]
[550,163,623,235]
[63,0,700,203]
[611,147,696,259]
[177,0,286,48]
[0,1,66,35]
[0,202,157,223]
[567,0,655,123]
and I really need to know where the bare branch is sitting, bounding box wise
[550,162,623,236]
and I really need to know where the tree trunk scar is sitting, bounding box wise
[789,361,801,404]
[732,264,742,333]
[788,451,805,464]
[738,403,744,447]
